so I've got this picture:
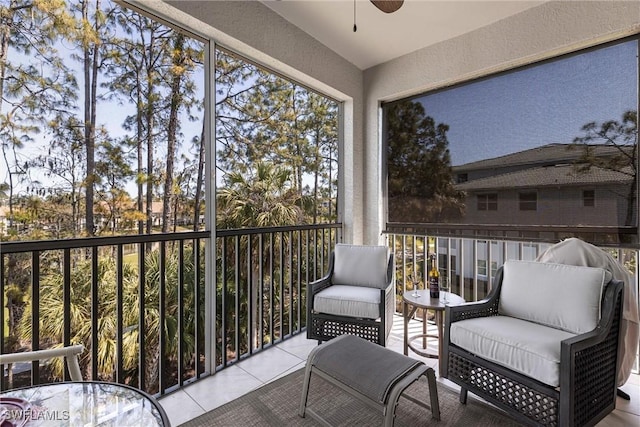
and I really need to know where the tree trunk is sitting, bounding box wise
[162,34,185,233]
[137,89,144,234]
[145,75,154,235]
[83,0,99,237]
[0,2,11,114]
[193,122,205,231]
[0,5,14,230]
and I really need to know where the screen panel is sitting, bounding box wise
[384,38,639,245]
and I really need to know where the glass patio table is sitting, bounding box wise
[0,381,169,427]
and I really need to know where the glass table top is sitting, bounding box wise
[0,381,168,427]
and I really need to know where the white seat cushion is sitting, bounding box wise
[313,285,381,319]
[333,244,389,289]
[499,261,606,334]
[450,315,576,387]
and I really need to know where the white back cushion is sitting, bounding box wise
[332,244,389,289]
[498,260,606,334]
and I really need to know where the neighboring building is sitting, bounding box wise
[95,200,168,232]
[433,143,636,296]
[453,143,636,228]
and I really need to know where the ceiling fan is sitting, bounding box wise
[353,1,404,32]
[370,1,404,14]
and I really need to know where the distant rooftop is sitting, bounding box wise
[452,143,633,171]
[455,163,633,191]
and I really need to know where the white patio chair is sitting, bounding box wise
[0,345,84,381]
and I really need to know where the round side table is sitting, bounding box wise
[402,290,465,377]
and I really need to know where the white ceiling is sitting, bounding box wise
[262,0,546,70]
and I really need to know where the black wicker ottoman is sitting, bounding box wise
[298,334,440,426]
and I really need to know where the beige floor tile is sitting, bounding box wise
[182,365,263,412]
[157,389,205,426]
[235,345,305,383]
[160,315,640,426]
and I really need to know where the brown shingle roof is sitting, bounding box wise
[455,164,633,191]
[452,143,632,171]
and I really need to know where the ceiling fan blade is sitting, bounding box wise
[370,0,404,14]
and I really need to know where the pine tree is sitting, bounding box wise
[0,0,76,233]
[386,100,464,222]
[572,110,638,227]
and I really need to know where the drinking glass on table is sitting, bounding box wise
[412,271,421,298]
[440,277,450,305]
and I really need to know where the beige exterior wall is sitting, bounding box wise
[462,185,632,227]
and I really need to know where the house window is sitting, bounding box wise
[457,173,468,183]
[477,194,497,211]
[477,260,498,277]
[583,190,595,207]
[490,261,498,277]
[477,260,487,276]
[519,192,537,211]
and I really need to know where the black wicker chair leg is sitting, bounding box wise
[460,388,468,404]
[617,388,630,400]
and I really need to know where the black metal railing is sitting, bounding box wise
[1,232,208,396]
[0,223,341,396]
[386,230,638,303]
[386,229,639,375]
[385,222,638,247]
[214,224,341,369]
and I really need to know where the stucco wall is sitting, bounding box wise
[460,185,631,227]
[363,1,640,244]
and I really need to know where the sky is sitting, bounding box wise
[416,39,638,167]
[5,9,637,200]
[3,1,206,198]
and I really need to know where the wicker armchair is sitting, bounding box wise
[306,244,395,346]
[443,261,624,427]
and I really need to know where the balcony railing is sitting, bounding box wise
[386,230,638,302]
[214,224,341,369]
[3,225,636,397]
[0,223,341,396]
[386,230,639,373]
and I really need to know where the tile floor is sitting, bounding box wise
[158,316,640,426]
